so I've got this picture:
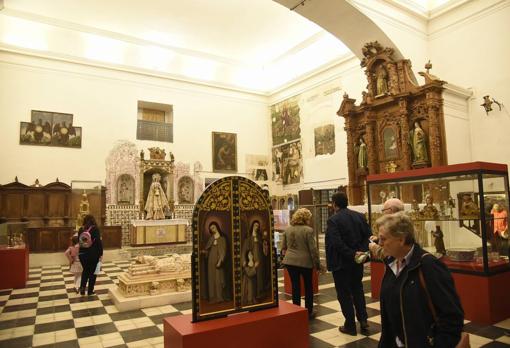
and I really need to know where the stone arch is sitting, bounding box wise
[273,0,406,61]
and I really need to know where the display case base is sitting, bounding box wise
[163,300,309,348]
[0,245,29,289]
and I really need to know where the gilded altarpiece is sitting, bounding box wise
[338,42,448,205]
[191,177,278,322]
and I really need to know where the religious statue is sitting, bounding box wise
[491,203,508,239]
[459,193,479,218]
[420,195,439,219]
[355,136,368,169]
[117,253,192,297]
[144,173,170,220]
[375,65,389,96]
[118,176,133,204]
[408,121,429,165]
[130,254,191,276]
[75,191,90,231]
[432,226,446,255]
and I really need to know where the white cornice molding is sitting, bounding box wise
[0,47,270,101]
[1,8,253,67]
[269,53,359,103]
[444,83,473,99]
[429,0,472,18]
[350,0,428,39]
[428,0,510,39]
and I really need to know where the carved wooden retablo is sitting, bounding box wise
[338,41,448,205]
[117,254,191,297]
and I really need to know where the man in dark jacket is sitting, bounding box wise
[325,192,371,335]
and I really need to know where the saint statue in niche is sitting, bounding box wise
[177,177,194,204]
[117,175,134,204]
[355,136,368,169]
[383,127,398,159]
[408,121,429,164]
[375,65,389,96]
[202,222,228,303]
[144,173,169,220]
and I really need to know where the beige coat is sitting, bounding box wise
[282,225,320,269]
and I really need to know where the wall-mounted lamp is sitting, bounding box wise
[481,95,503,115]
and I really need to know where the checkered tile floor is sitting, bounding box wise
[1,260,510,347]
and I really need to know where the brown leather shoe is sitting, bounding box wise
[339,325,357,336]
[360,321,369,331]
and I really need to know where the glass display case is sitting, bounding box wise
[71,180,103,232]
[367,162,510,275]
[0,222,28,248]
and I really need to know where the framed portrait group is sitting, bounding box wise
[191,176,278,322]
[20,110,82,148]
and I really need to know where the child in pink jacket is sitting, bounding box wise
[64,235,83,293]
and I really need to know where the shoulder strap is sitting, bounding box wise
[418,253,438,322]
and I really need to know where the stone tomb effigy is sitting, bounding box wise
[109,254,192,311]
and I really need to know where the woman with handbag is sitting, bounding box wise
[78,214,103,296]
[375,212,467,347]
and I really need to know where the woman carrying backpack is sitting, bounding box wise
[78,214,103,296]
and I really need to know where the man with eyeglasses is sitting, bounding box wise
[367,198,404,260]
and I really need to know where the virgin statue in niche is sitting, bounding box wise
[202,222,228,303]
[375,65,389,96]
[144,173,169,220]
[408,121,429,164]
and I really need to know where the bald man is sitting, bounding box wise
[368,198,405,260]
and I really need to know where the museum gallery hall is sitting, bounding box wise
[1,0,510,347]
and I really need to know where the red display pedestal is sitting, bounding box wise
[164,300,309,348]
[0,245,29,289]
[283,268,319,296]
[369,260,510,325]
[451,271,510,325]
[370,261,385,300]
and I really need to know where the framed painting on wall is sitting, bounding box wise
[20,110,82,148]
[212,132,237,173]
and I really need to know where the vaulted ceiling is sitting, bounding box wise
[0,0,456,93]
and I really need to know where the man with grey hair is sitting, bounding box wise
[367,198,405,260]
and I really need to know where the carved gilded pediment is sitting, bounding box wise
[195,180,231,211]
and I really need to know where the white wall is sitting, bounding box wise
[268,57,366,195]
[428,0,510,168]
[0,51,269,186]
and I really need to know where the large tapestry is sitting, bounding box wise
[20,110,82,148]
[270,97,300,146]
[191,176,277,322]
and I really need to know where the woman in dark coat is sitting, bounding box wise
[78,214,103,295]
[376,212,464,348]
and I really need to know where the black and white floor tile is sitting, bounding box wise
[1,260,510,347]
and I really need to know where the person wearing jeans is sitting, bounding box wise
[281,208,321,319]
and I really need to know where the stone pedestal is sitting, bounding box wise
[109,287,191,312]
[130,219,188,246]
